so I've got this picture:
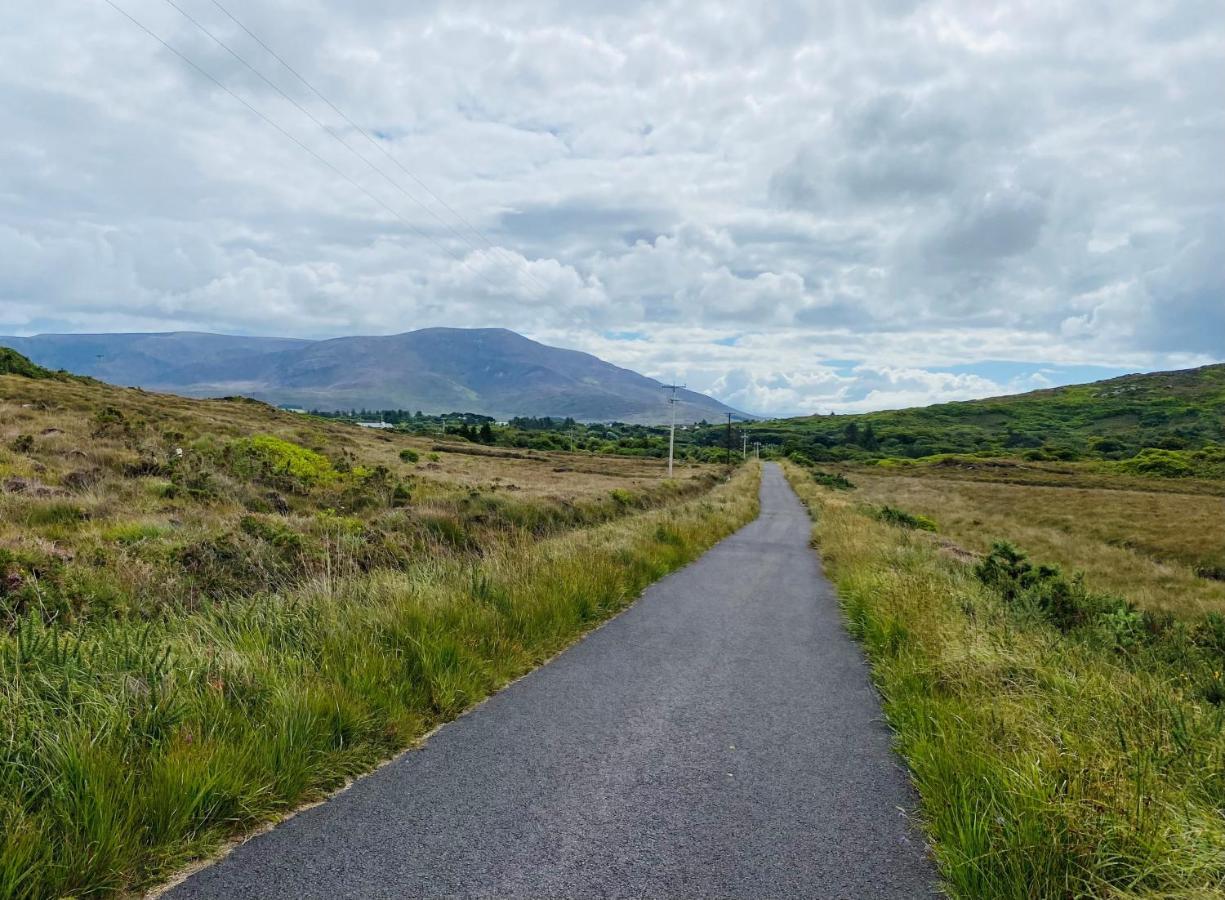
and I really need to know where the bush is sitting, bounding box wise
[975,541,1131,633]
[811,469,855,491]
[226,436,338,491]
[1117,448,1193,478]
[872,505,936,531]
[398,448,419,464]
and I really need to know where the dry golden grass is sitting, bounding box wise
[0,373,722,629]
[0,375,710,505]
[848,466,1225,616]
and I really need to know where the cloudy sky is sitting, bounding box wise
[2,1,1221,414]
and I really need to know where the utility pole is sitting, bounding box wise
[663,384,685,478]
[725,413,733,466]
[754,441,761,459]
[742,432,748,460]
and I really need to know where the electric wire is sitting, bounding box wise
[102,0,511,297]
[205,0,556,298]
[157,0,544,300]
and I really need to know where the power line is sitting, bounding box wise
[156,0,546,301]
[204,0,555,299]
[100,0,513,296]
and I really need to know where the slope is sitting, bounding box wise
[749,363,1225,462]
[0,329,742,424]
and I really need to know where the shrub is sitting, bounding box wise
[974,541,1131,633]
[811,469,855,491]
[1117,448,1193,478]
[226,436,338,491]
[398,448,419,464]
[239,515,305,551]
[9,433,34,453]
[872,504,936,532]
[91,405,133,439]
[1192,613,1225,658]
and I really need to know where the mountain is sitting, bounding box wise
[0,328,746,424]
[747,363,1225,462]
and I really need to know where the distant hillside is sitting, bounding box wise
[0,328,744,424]
[752,364,1225,462]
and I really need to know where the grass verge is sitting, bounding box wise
[1,465,760,898]
[782,461,1225,899]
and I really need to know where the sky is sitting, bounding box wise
[1,1,1221,415]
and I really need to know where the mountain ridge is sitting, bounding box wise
[0,328,747,424]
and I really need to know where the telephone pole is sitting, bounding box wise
[725,413,733,466]
[742,432,748,460]
[663,384,685,478]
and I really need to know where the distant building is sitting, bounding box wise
[356,421,395,429]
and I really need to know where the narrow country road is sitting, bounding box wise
[168,463,937,899]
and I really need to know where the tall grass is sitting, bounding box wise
[850,468,1225,617]
[0,466,760,898]
[782,461,1225,899]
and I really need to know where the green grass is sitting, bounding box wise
[0,360,758,897]
[784,461,1225,898]
[0,468,759,898]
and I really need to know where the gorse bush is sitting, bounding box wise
[811,469,855,491]
[1118,447,1194,477]
[225,435,339,491]
[1115,444,1225,479]
[975,541,1140,636]
[871,504,936,532]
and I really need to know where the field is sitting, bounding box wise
[785,459,1225,897]
[0,360,759,898]
[850,460,1225,617]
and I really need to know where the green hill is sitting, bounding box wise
[0,347,56,379]
[751,363,1225,465]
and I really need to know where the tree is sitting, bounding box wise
[479,422,494,443]
[843,422,860,445]
[861,423,880,451]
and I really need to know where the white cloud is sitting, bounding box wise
[1,0,1220,414]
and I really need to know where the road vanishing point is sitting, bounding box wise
[168,463,937,899]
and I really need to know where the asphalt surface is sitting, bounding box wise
[168,463,937,899]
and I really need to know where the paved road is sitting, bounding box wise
[169,463,936,899]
